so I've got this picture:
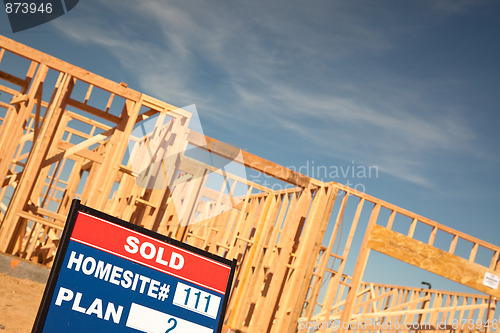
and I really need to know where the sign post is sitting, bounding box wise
[32,199,236,333]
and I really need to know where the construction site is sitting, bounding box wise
[1,34,500,332]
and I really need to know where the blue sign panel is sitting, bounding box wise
[32,200,236,333]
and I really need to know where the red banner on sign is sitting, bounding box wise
[70,212,231,294]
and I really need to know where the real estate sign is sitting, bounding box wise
[32,199,236,333]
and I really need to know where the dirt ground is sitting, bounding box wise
[0,273,45,332]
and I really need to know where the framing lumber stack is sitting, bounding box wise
[0,35,499,333]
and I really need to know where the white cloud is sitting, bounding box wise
[50,0,481,188]
[236,82,476,188]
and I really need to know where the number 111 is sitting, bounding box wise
[184,287,211,313]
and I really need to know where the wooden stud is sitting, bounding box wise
[407,218,417,238]
[339,203,380,333]
[0,72,73,251]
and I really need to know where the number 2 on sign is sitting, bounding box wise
[184,287,211,312]
[165,318,177,333]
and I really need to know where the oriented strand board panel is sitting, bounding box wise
[368,225,500,298]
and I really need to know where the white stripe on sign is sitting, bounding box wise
[125,303,213,333]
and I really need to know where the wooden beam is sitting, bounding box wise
[368,225,500,298]
[0,70,25,86]
[188,130,322,188]
[337,184,500,255]
[67,98,121,124]
[44,141,105,166]
[0,35,141,101]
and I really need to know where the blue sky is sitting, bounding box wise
[1,1,500,292]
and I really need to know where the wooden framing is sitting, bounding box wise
[1,35,500,332]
